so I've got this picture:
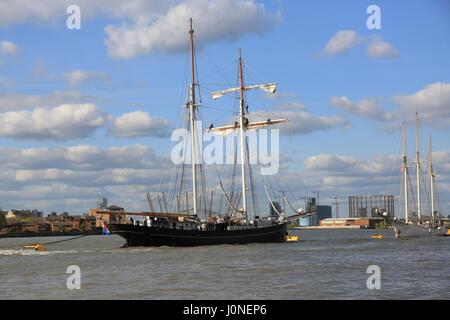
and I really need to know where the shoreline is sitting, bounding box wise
[0,229,102,239]
[289,226,392,230]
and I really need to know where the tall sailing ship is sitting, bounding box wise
[379,113,448,238]
[110,19,290,246]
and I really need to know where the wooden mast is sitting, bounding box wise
[402,123,409,223]
[188,18,198,216]
[429,134,435,223]
[238,49,248,217]
[209,50,287,219]
[415,112,421,222]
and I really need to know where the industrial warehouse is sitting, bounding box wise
[292,194,395,229]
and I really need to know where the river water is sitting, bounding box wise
[0,229,449,300]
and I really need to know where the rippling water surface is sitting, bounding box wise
[1,229,449,299]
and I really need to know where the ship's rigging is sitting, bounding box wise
[148,18,292,222]
[110,18,290,247]
[398,113,442,225]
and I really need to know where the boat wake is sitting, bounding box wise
[0,249,79,256]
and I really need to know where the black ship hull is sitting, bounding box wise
[110,222,288,247]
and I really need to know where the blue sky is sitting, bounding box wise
[0,0,449,216]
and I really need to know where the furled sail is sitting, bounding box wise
[211,82,277,100]
[208,118,288,136]
[247,118,288,131]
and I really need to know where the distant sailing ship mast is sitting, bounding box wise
[415,112,422,222]
[386,112,449,237]
[401,122,409,223]
[429,134,435,223]
[209,50,288,219]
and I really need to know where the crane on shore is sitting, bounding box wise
[329,196,347,218]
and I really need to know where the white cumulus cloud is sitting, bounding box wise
[110,110,171,138]
[105,0,281,59]
[394,82,450,127]
[0,0,175,26]
[0,103,107,140]
[324,30,359,56]
[63,69,109,87]
[330,96,394,121]
[0,144,163,170]
[323,30,398,59]
[0,1,280,59]
[0,40,19,55]
[0,91,96,112]
[366,38,398,58]
[330,83,450,128]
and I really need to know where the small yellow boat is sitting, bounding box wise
[370,234,384,239]
[24,243,47,251]
[286,235,300,242]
